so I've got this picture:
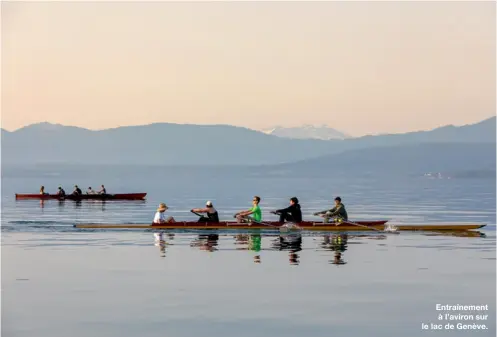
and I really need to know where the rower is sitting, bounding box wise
[272,197,302,223]
[72,185,82,195]
[314,196,348,223]
[98,185,106,194]
[57,186,66,197]
[39,186,48,195]
[87,187,96,194]
[191,201,220,223]
[153,203,175,224]
[235,196,262,223]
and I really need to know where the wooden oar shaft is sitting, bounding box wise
[345,220,383,232]
[312,213,387,232]
[233,214,280,228]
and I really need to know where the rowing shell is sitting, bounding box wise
[15,193,147,200]
[74,221,486,231]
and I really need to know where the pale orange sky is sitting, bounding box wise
[2,1,495,136]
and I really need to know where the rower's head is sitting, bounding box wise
[101,185,105,188]
[75,185,78,188]
[58,186,62,190]
[88,187,92,190]
[253,196,260,205]
[40,186,44,190]
[290,197,299,205]
[206,200,213,208]
[157,203,168,212]
[334,197,342,206]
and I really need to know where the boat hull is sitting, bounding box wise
[15,193,147,200]
[74,221,486,231]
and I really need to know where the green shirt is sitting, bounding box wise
[250,204,262,222]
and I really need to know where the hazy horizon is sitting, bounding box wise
[2,1,495,136]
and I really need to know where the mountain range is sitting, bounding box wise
[265,142,496,178]
[1,117,495,176]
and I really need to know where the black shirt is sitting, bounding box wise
[207,211,220,223]
[276,204,303,222]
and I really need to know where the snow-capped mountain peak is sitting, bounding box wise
[262,125,350,140]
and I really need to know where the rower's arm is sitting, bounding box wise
[238,209,253,216]
[192,208,208,213]
[275,206,291,214]
[327,205,341,216]
[315,206,336,215]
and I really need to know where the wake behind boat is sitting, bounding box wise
[16,193,147,200]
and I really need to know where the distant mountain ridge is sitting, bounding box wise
[1,116,495,166]
[269,142,496,178]
[262,125,350,140]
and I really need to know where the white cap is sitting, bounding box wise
[206,200,213,206]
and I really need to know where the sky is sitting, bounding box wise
[2,1,495,136]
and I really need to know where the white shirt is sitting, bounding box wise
[153,211,166,223]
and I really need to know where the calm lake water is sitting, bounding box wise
[2,165,496,337]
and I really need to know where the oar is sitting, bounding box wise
[233,214,281,229]
[190,210,204,218]
[312,213,396,233]
[342,219,386,232]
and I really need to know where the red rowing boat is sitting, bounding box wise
[15,193,147,200]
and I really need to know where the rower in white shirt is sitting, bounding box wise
[87,187,96,194]
[153,203,175,224]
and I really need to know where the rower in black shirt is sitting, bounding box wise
[191,201,220,223]
[72,185,82,195]
[57,186,66,197]
[272,197,303,223]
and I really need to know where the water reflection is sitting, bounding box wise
[190,234,219,252]
[154,232,167,257]
[153,232,176,257]
[249,234,262,263]
[32,199,145,212]
[321,234,349,265]
[150,231,488,265]
[271,232,302,265]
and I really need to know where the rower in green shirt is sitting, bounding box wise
[314,196,348,224]
[235,196,262,223]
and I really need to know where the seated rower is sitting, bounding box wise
[272,197,302,223]
[98,185,106,194]
[314,196,348,224]
[191,200,220,223]
[153,203,175,224]
[56,186,66,197]
[87,187,96,194]
[72,185,82,195]
[235,196,262,223]
[39,186,48,195]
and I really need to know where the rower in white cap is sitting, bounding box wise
[191,200,220,223]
